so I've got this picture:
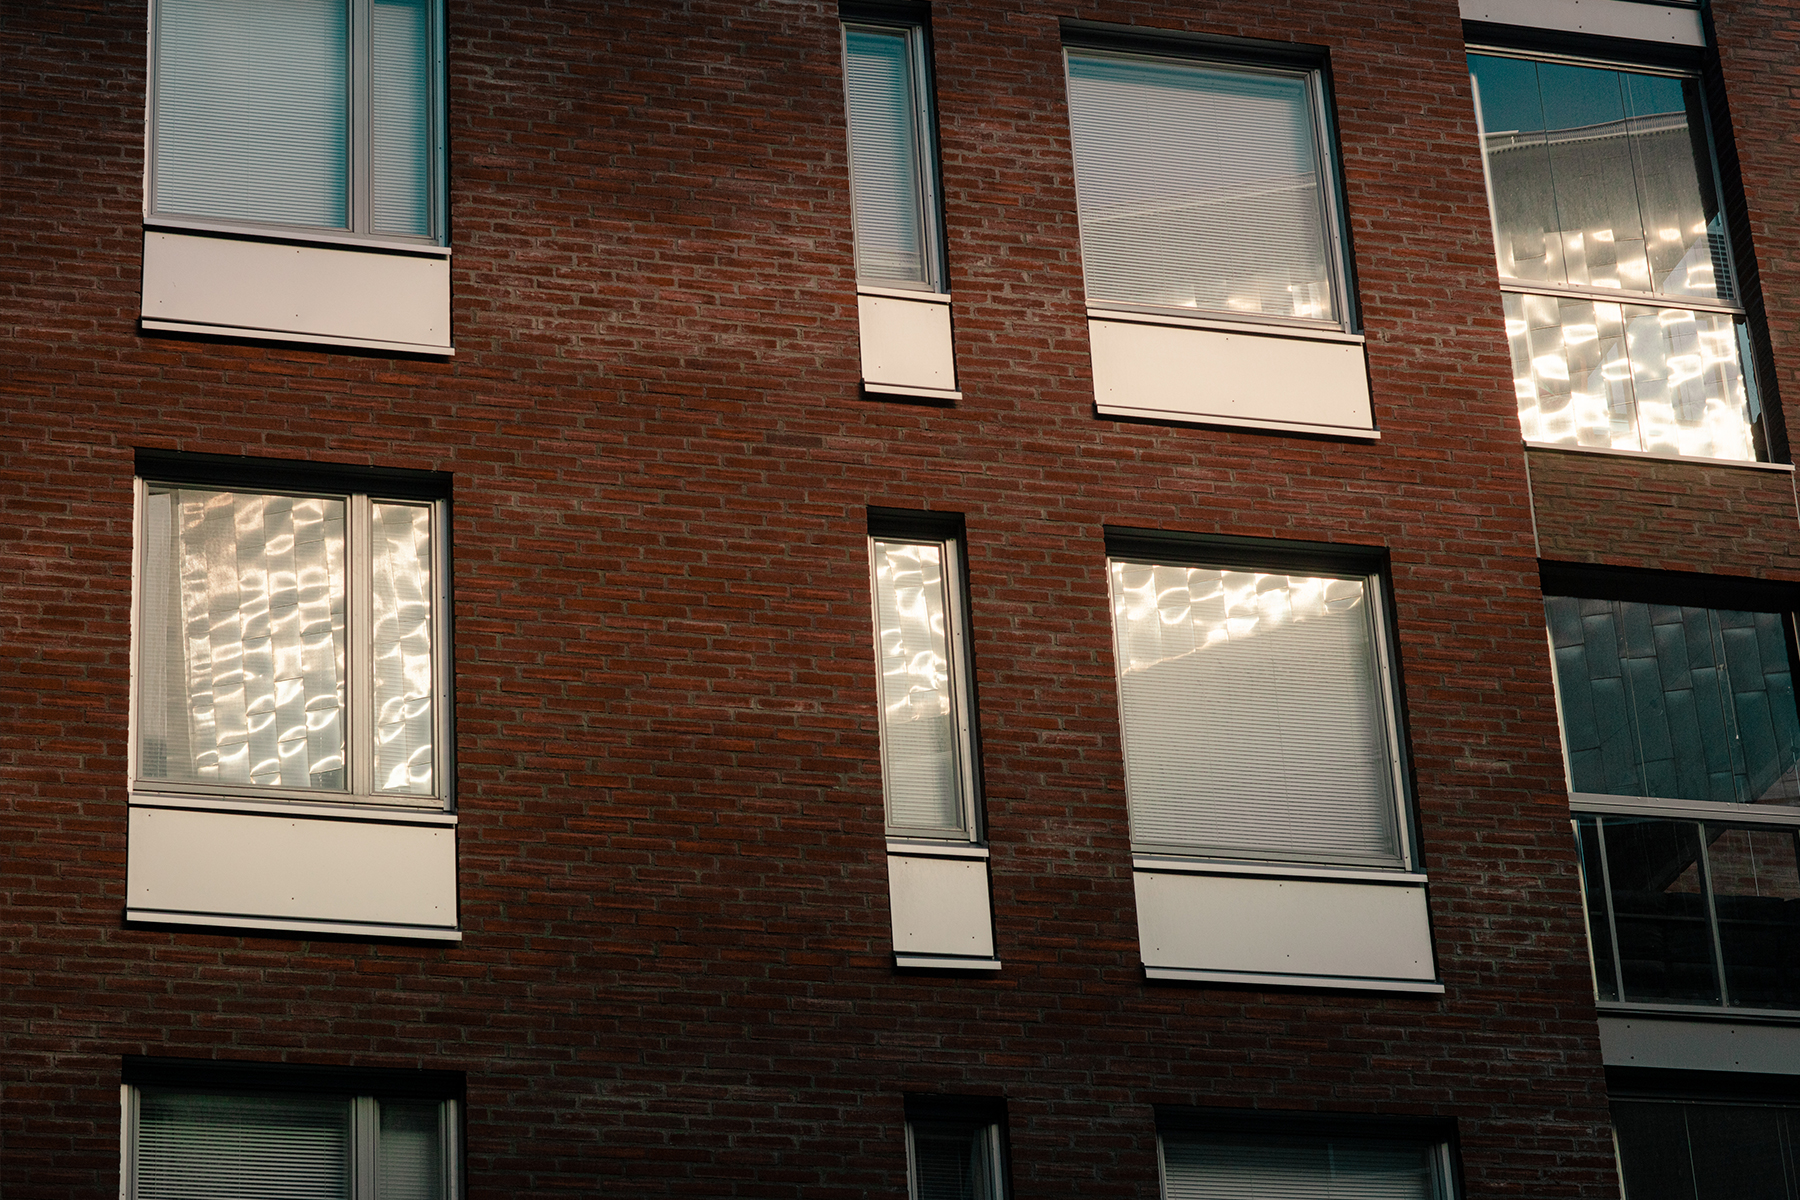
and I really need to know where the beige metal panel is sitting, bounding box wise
[127,806,456,934]
[1460,0,1704,44]
[858,291,957,393]
[141,231,452,353]
[888,851,995,960]
[1133,869,1435,983]
[1599,1017,1800,1074]
[1088,318,1374,433]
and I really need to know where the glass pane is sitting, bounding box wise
[377,1100,444,1200]
[844,27,929,286]
[1706,825,1800,1008]
[1470,55,1730,301]
[910,1120,999,1200]
[1573,816,1620,1001]
[372,0,433,237]
[139,488,348,790]
[1110,564,1398,865]
[1547,597,1800,806]
[1613,1100,1800,1200]
[1599,817,1720,1004]
[1506,295,1754,459]
[1162,1135,1437,1200]
[154,0,348,228]
[873,540,964,835]
[1067,53,1336,321]
[372,503,436,795]
[137,1090,351,1200]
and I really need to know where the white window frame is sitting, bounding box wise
[121,1082,461,1200]
[841,16,947,294]
[129,474,453,814]
[144,0,449,249]
[1062,42,1357,337]
[868,528,982,845]
[1468,43,1763,463]
[1107,548,1414,872]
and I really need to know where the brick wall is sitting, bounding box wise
[20,0,1799,1194]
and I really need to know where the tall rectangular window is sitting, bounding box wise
[1108,552,1409,868]
[1065,48,1351,330]
[134,469,450,808]
[151,0,444,243]
[843,19,943,291]
[870,525,979,840]
[905,1099,1008,1200]
[1469,50,1759,459]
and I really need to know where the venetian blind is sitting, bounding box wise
[844,27,930,286]
[1066,53,1336,321]
[136,1091,352,1200]
[153,0,348,228]
[372,0,433,236]
[873,540,965,835]
[1109,563,1399,864]
[1162,1136,1437,1200]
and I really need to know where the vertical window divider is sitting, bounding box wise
[348,493,376,798]
[1367,583,1413,869]
[1697,822,1731,1006]
[353,1094,379,1199]
[349,0,373,236]
[1592,816,1629,1002]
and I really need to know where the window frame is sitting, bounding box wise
[1060,32,1358,336]
[1105,530,1417,873]
[1466,38,1767,461]
[128,455,454,814]
[867,511,983,845]
[121,1059,463,1200]
[903,1095,1010,1200]
[1154,1111,1460,1200]
[840,12,948,294]
[144,0,450,249]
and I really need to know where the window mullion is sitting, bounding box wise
[1698,822,1731,1007]
[1592,816,1628,1002]
[353,1095,378,1200]
[349,494,375,798]
[349,0,373,234]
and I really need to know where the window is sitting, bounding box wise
[843,18,944,292]
[135,478,448,807]
[1612,1093,1800,1200]
[1064,47,1350,331]
[125,455,458,941]
[905,1098,1008,1200]
[150,0,444,243]
[1547,573,1800,1012]
[1157,1126,1454,1200]
[1108,546,1409,868]
[870,526,980,841]
[1468,50,1762,460]
[122,1062,460,1200]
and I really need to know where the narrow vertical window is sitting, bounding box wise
[870,530,978,840]
[843,20,943,290]
[905,1101,1008,1200]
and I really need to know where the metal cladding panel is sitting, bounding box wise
[1460,0,1705,44]
[141,231,451,351]
[127,806,457,933]
[1599,1017,1800,1074]
[887,852,995,960]
[858,292,957,391]
[1089,318,1373,433]
[1133,868,1435,983]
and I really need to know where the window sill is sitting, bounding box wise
[1131,854,1421,884]
[130,789,456,826]
[145,215,450,258]
[1086,304,1362,344]
[888,838,987,859]
[1598,1001,1800,1025]
[895,954,1002,972]
[1525,441,1791,473]
[1146,966,1444,994]
[858,289,957,395]
[1570,794,1800,827]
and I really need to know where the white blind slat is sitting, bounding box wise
[1067,53,1335,321]
[1164,1137,1436,1200]
[372,0,433,236]
[137,1091,351,1200]
[153,0,348,228]
[873,540,965,835]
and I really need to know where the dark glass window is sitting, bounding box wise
[1614,1099,1800,1200]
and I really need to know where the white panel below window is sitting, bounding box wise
[126,805,458,940]
[1088,317,1375,436]
[1599,1016,1800,1074]
[1459,0,1704,45]
[1134,868,1438,990]
[888,851,997,967]
[141,230,452,354]
[858,290,959,399]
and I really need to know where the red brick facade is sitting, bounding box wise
[9,0,1799,1195]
